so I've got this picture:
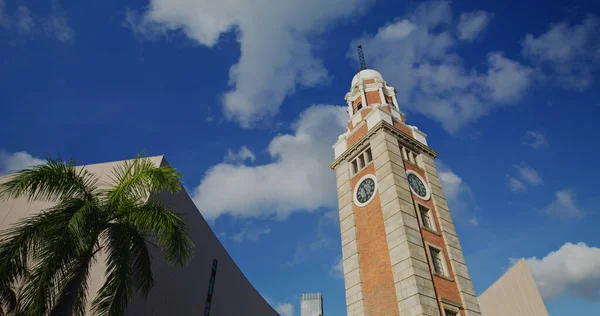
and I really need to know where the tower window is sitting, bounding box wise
[399,143,421,167]
[418,205,435,231]
[444,309,458,316]
[355,100,363,112]
[350,147,373,175]
[352,160,358,174]
[429,246,446,276]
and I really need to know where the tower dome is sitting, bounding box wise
[351,69,383,87]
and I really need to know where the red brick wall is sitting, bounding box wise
[351,164,400,316]
[393,121,414,137]
[365,91,381,105]
[346,121,368,148]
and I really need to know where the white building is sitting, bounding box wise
[300,293,323,316]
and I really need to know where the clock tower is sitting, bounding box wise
[331,67,482,316]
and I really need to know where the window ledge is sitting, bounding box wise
[433,273,454,282]
[440,297,463,309]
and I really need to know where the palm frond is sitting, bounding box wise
[104,156,181,205]
[67,202,102,252]
[0,200,84,288]
[0,158,99,203]
[18,235,77,315]
[6,200,96,315]
[49,249,96,316]
[0,283,17,316]
[120,200,194,266]
[92,224,133,316]
[126,227,153,297]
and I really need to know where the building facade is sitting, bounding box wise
[0,156,278,316]
[300,293,324,316]
[331,69,481,316]
[478,259,549,316]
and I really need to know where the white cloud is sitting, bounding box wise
[14,5,34,32]
[224,146,256,164]
[43,8,75,43]
[192,105,346,220]
[468,217,479,226]
[350,1,532,133]
[0,150,44,175]
[522,242,600,301]
[275,303,294,316]
[0,1,74,43]
[522,14,600,89]
[514,163,542,186]
[229,221,271,242]
[506,163,542,193]
[457,11,492,41]
[437,164,464,201]
[544,189,583,218]
[330,257,343,279]
[506,175,526,193]
[126,0,373,128]
[522,131,548,149]
[435,160,478,225]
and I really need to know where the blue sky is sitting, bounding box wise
[1,0,600,315]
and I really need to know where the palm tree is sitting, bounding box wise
[0,156,195,316]
[0,283,17,316]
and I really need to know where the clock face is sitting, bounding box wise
[407,173,429,199]
[356,178,376,205]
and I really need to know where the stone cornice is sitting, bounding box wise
[330,121,438,170]
[440,297,463,308]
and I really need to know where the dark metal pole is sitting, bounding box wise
[357,44,367,71]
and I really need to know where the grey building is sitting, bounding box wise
[300,293,323,316]
[0,156,278,316]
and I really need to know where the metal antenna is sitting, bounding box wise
[357,44,367,71]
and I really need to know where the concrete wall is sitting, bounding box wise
[0,156,278,316]
[478,259,548,316]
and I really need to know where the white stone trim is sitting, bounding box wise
[352,110,363,126]
[392,94,399,109]
[378,85,386,105]
[415,202,438,233]
[390,108,403,122]
[411,126,428,146]
[441,302,461,316]
[365,107,393,130]
[345,89,361,101]
[353,174,378,207]
[424,242,452,280]
[359,86,367,107]
[333,138,348,159]
[406,170,431,201]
